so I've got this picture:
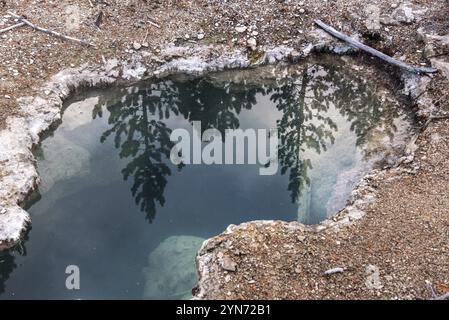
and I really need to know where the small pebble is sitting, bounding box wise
[235,26,247,33]
[247,37,257,50]
[133,42,142,50]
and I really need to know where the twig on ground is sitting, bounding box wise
[7,11,95,47]
[324,267,345,275]
[0,22,25,34]
[148,20,161,29]
[314,19,438,74]
[142,30,149,43]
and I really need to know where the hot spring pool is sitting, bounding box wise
[0,61,410,299]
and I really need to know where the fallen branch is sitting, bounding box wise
[314,19,438,74]
[0,22,25,34]
[7,11,95,47]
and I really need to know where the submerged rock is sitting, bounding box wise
[142,235,205,300]
[37,135,91,194]
[59,97,99,131]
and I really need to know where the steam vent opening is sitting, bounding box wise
[0,61,411,299]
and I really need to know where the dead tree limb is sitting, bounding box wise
[7,11,95,47]
[314,20,438,74]
[0,22,25,34]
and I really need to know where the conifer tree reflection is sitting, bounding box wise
[175,79,259,135]
[270,68,337,202]
[96,82,181,222]
[268,64,396,203]
[96,79,260,222]
[96,64,398,222]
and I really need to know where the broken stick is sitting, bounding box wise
[324,267,345,275]
[7,12,95,47]
[0,22,25,34]
[148,19,161,29]
[314,20,437,74]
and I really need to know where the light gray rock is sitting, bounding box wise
[235,26,247,33]
[391,2,427,25]
[365,5,381,32]
[221,255,237,272]
[365,264,383,290]
[64,4,81,32]
[133,42,142,50]
[392,3,415,24]
[247,37,257,50]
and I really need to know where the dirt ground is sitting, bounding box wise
[1,0,449,299]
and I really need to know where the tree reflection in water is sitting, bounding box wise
[0,63,401,293]
[94,63,398,223]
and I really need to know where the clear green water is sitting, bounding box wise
[0,62,409,299]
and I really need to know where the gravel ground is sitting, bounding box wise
[1,0,448,299]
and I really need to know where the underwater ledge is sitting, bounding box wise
[0,34,433,298]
